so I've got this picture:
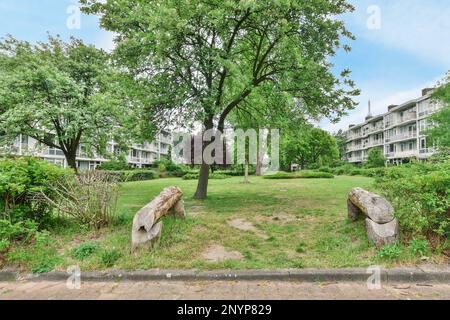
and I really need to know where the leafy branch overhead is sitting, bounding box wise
[81,0,359,128]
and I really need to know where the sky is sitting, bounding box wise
[0,0,449,133]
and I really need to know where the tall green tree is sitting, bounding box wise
[426,73,450,150]
[0,36,143,171]
[281,125,339,170]
[333,129,347,160]
[81,0,359,198]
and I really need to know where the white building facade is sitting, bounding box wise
[345,89,442,165]
[3,130,172,170]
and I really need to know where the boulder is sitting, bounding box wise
[348,187,395,224]
[365,218,399,248]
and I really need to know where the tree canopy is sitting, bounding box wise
[427,73,450,150]
[0,36,144,171]
[280,125,339,170]
[81,0,359,198]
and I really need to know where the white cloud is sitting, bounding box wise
[349,0,450,66]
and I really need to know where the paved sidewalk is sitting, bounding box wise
[1,280,449,300]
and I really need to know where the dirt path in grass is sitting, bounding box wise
[1,280,449,300]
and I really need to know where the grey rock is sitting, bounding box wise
[347,199,361,221]
[365,218,399,248]
[348,188,395,224]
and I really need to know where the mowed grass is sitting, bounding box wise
[6,175,389,271]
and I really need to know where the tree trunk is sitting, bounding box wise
[194,163,210,199]
[65,151,78,173]
[243,160,249,184]
[194,117,214,200]
[255,151,263,176]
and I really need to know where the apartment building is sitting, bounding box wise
[3,130,173,170]
[345,88,442,165]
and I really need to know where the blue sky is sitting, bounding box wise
[0,0,449,133]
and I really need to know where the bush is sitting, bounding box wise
[72,242,99,260]
[332,164,354,176]
[318,166,332,173]
[408,238,430,257]
[377,243,403,261]
[375,162,450,239]
[263,171,334,179]
[100,248,122,267]
[97,159,130,171]
[43,171,120,229]
[0,157,72,225]
[182,172,228,180]
[0,219,39,251]
[102,169,158,182]
[349,168,363,176]
[366,148,386,168]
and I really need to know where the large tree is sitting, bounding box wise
[81,0,359,198]
[0,36,142,171]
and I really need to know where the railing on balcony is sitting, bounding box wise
[348,156,362,162]
[419,148,436,154]
[347,145,362,152]
[397,113,417,124]
[385,131,417,143]
[393,150,418,158]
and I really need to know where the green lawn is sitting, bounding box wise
[4,175,434,272]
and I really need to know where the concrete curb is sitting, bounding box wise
[1,267,449,283]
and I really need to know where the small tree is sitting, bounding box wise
[366,147,386,168]
[0,36,142,172]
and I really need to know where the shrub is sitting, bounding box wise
[97,159,131,171]
[100,248,122,267]
[0,219,39,252]
[42,171,120,229]
[0,157,72,225]
[377,243,403,261]
[366,148,386,168]
[318,166,332,173]
[300,172,334,179]
[182,172,228,180]
[332,164,355,176]
[349,168,363,176]
[408,238,430,257]
[263,171,334,179]
[72,242,99,260]
[102,169,158,182]
[375,162,450,238]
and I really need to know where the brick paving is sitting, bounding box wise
[0,280,449,300]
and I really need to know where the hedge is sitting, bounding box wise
[263,171,334,179]
[101,170,159,182]
[182,172,229,180]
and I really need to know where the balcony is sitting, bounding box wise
[397,112,417,124]
[347,145,362,152]
[419,148,436,155]
[348,156,362,163]
[385,131,417,143]
[346,132,362,141]
[386,150,418,159]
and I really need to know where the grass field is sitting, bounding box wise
[4,175,438,272]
